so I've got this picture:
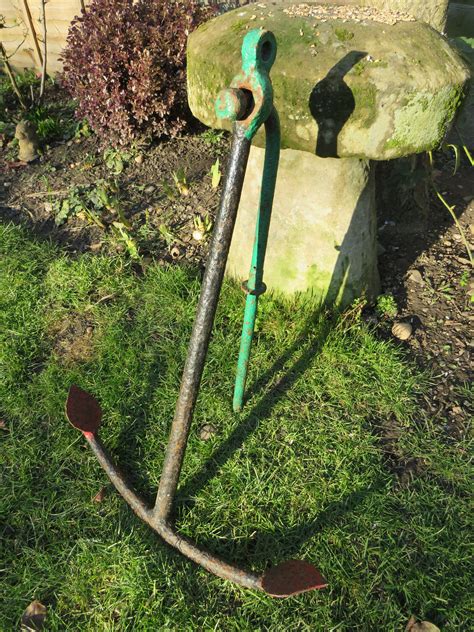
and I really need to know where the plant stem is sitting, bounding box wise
[39,0,47,102]
[0,43,27,110]
[435,189,473,265]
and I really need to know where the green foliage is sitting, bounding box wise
[103,147,132,175]
[0,68,38,108]
[172,167,190,196]
[54,183,107,227]
[459,271,470,287]
[201,128,225,146]
[375,293,398,318]
[26,105,64,142]
[10,68,38,92]
[52,180,138,258]
[158,222,178,248]
[192,213,213,241]
[74,118,92,140]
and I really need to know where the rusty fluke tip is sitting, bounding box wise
[63,29,327,598]
[66,384,101,438]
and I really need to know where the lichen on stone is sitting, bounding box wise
[187,3,469,159]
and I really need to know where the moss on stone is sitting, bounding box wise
[351,82,377,128]
[384,85,465,154]
[187,3,469,159]
[230,19,248,34]
[334,27,354,42]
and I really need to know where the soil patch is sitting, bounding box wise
[50,314,96,365]
[2,125,228,267]
[375,160,473,441]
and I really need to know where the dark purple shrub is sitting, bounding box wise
[61,0,212,146]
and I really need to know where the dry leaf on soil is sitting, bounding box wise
[405,616,441,632]
[21,600,47,631]
[92,487,106,503]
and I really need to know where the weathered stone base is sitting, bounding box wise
[226,147,380,307]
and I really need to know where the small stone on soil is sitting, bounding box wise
[407,269,423,284]
[199,424,217,441]
[170,246,181,259]
[392,321,412,341]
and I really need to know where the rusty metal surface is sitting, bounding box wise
[153,124,251,523]
[262,560,328,598]
[92,431,262,590]
[66,385,102,435]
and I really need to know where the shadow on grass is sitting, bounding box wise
[176,304,332,505]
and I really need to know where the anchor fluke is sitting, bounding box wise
[66,385,102,436]
[262,560,327,598]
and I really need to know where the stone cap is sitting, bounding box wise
[187,1,469,159]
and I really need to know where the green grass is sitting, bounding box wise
[0,223,471,630]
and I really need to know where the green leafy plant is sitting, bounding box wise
[104,147,131,175]
[52,180,139,258]
[172,168,190,196]
[53,180,121,227]
[74,119,92,140]
[24,105,65,143]
[201,129,225,146]
[459,271,470,287]
[210,158,222,189]
[192,214,213,241]
[158,223,178,248]
[375,294,398,318]
[111,221,139,259]
[54,186,105,228]
[61,0,212,146]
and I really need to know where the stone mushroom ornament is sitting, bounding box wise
[187,0,469,306]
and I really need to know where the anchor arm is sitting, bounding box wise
[66,385,326,594]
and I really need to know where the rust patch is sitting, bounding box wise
[66,384,102,435]
[262,559,327,597]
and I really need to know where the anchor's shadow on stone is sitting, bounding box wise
[309,50,367,158]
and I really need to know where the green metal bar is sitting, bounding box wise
[233,108,280,412]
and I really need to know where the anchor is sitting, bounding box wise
[65,29,327,598]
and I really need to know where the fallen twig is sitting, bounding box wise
[0,43,27,109]
[24,189,68,198]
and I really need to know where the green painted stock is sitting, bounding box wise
[233,109,280,412]
[214,28,280,411]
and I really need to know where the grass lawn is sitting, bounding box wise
[0,222,471,630]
